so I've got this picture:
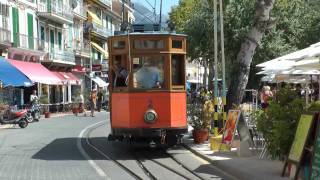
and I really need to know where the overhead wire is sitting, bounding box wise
[144,0,155,9]
[134,8,156,24]
[143,0,157,23]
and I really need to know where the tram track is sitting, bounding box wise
[133,149,205,180]
[83,122,206,180]
[83,122,145,180]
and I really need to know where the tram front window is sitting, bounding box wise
[133,56,164,89]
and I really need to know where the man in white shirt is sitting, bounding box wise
[30,90,38,104]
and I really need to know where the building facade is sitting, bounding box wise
[0,0,134,108]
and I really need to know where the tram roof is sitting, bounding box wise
[111,31,187,38]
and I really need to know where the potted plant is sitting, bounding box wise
[39,95,50,118]
[188,99,213,144]
[72,103,79,115]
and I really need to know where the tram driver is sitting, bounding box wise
[134,61,161,89]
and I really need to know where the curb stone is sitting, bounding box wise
[0,124,14,129]
[182,143,252,180]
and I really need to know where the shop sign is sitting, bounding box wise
[92,64,102,71]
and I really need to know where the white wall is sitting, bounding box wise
[186,62,206,84]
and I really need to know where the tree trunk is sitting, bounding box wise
[203,60,208,88]
[208,60,214,91]
[227,0,275,110]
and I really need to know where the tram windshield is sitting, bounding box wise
[133,55,165,89]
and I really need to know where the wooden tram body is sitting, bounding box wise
[107,32,187,145]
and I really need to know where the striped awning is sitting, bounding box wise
[87,10,103,26]
[91,42,109,58]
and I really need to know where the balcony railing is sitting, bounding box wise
[73,39,90,55]
[99,0,111,6]
[0,28,11,45]
[38,1,73,21]
[49,48,75,63]
[37,40,75,63]
[123,0,134,9]
[92,22,112,38]
[12,33,43,51]
[73,2,87,18]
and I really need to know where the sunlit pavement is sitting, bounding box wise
[0,112,228,180]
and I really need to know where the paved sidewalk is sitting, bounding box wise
[183,133,290,180]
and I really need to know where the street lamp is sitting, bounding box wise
[0,80,3,89]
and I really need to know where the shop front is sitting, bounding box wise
[8,59,62,110]
[0,57,33,106]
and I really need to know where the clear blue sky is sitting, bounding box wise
[132,0,179,16]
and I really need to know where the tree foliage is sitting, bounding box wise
[169,0,320,105]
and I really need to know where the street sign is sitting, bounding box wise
[282,114,314,179]
[92,64,102,71]
[288,114,314,162]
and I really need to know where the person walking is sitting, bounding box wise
[260,86,273,110]
[97,88,103,112]
[90,89,97,117]
[77,92,86,116]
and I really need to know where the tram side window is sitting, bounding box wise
[113,40,125,49]
[112,55,128,87]
[133,56,165,89]
[171,54,185,85]
[134,40,164,49]
[172,40,182,49]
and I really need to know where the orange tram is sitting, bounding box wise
[107,31,188,146]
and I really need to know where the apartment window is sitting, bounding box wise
[105,16,109,29]
[2,17,8,29]
[58,31,62,50]
[97,51,101,61]
[74,23,79,39]
[95,9,101,19]
[0,4,9,17]
[110,18,113,33]
[68,24,72,48]
[40,26,45,41]
[0,3,9,29]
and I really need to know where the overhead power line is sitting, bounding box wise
[144,0,155,9]
[134,8,156,24]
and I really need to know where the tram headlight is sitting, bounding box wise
[144,109,158,123]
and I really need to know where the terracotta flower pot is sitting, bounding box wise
[72,107,79,114]
[44,112,50,118]
[193,128,209,144]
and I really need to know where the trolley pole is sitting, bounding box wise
[159,0,162,30]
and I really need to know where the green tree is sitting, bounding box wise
[169,0,320,107]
